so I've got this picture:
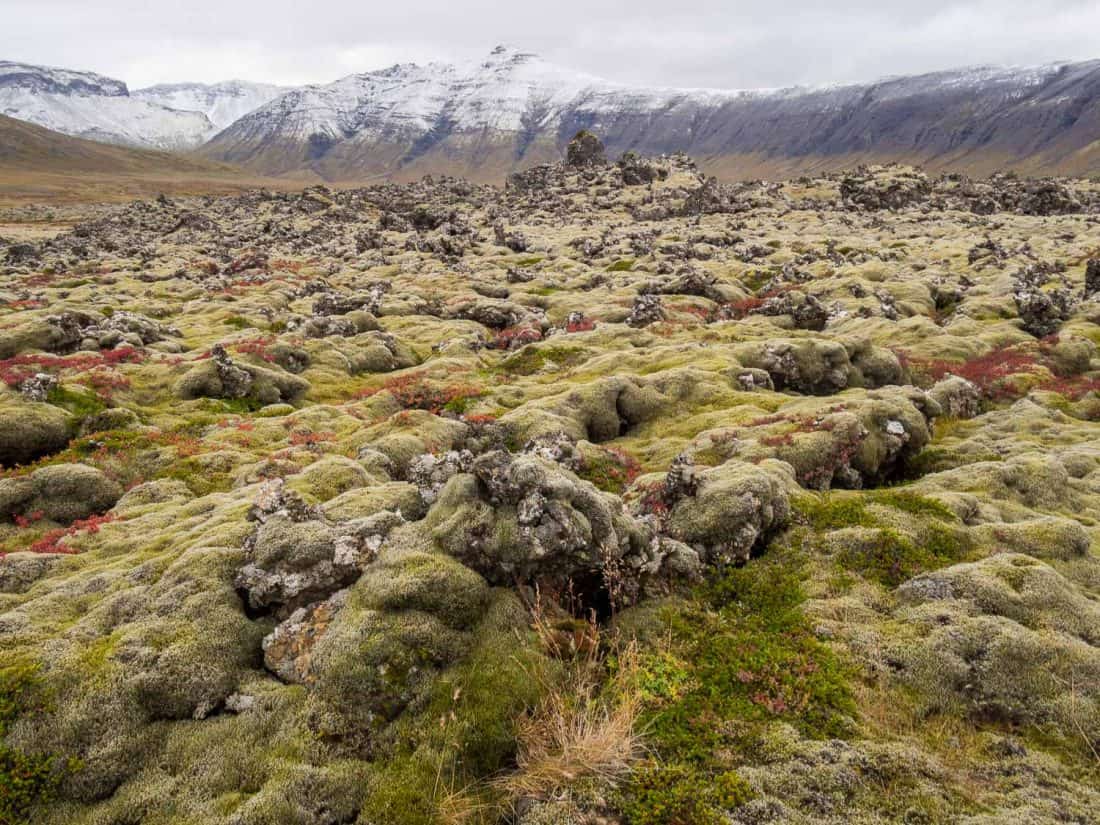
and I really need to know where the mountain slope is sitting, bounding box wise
[0,112,229,172]
[133,80,288,132]
[0,60,214,150]
[0,113,279,203]
[199,47,1100,181]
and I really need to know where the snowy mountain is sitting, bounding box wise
[133,80,288,133]
[0,61,213,150]
[200,46,1100,180]
[4,48,1100,180]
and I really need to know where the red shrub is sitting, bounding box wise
[679,305,713,322]
[1039,376,1100,401]
[491,325,543,350]
[565,316,596,333]
[12,510,44,528]
[760,433,796,448]
[4,299,45,310]
[463,413,498,425]
[0,347,143,388]
[26,513,117,555]
[909,345,1045,401]
[718,296,765,320]
[232,336,277,362]
[289,430,335,447]
[78,368,131,398]
[358,372,483,414]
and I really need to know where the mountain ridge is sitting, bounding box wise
[197,47,1100,180]
[2,48,1100,181]
[0,61,284,149]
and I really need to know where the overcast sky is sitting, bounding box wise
[4,0,1099,90]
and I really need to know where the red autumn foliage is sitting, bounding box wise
[910,345,1043,400]
[0,347,144,387]
[12,511,45,528]
[463,413,499,425]
[4,299,45,310]
[232,336,277,362]
[289,430,335,447]
[718,296,765,320]
[356,372,483,414]
[491,325,543,350]
[565,315,596,333]
[26,513,118,555]
[636,480,670,517]
[78,368,131,398]
[1039,376,1100,401]
[679,305,713,322]
[760,433,796,448]
[905,343,1100,402]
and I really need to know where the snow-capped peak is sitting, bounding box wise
[0,60,129,97]
[134,80,290,132]
[0,61,212,150]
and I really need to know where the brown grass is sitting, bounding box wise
[489,592,646,809]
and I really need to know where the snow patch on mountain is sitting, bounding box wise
[232,45,761,143]
[0,61,212,149]
[133,80,289,133]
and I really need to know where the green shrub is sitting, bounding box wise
[619,762,754,825]
[836,524,973,588]
[224,315,252,329]
[0,664,64,825]
[637,549,856,773]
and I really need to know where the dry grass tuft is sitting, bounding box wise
[489,590,646,807]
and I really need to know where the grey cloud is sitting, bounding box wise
[4,0,1098,90]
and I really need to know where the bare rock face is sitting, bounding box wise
[1014,286,1077,338]
[1085,259,1100,299]
[840,165,931,210]
[929,376,982,419]
[234,480,399,618]
[618,150,668,186]
[565,130,607,168]
[262,589,348,684]
[19,372,57,402]
[626,293,666,327]
[425,450,699,606]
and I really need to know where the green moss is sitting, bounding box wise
[515,256,544,268]
[158,457,235,496]
[214,396,268,414]
[500,345,586,377]
[636,546,856,774]
[358,592,552,825]
[607,259,636,272]
[835,523,973,588]
[575,450,638,494]
[798,494,873,530]
[738,269,773,292]
[618,763,755,825]
[223,315,252,330]
[867,490,958,522]
[45,385,106,420]
[906,447,1003,476]
[0,663,66,825]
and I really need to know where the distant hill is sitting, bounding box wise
[0,113,277,203]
